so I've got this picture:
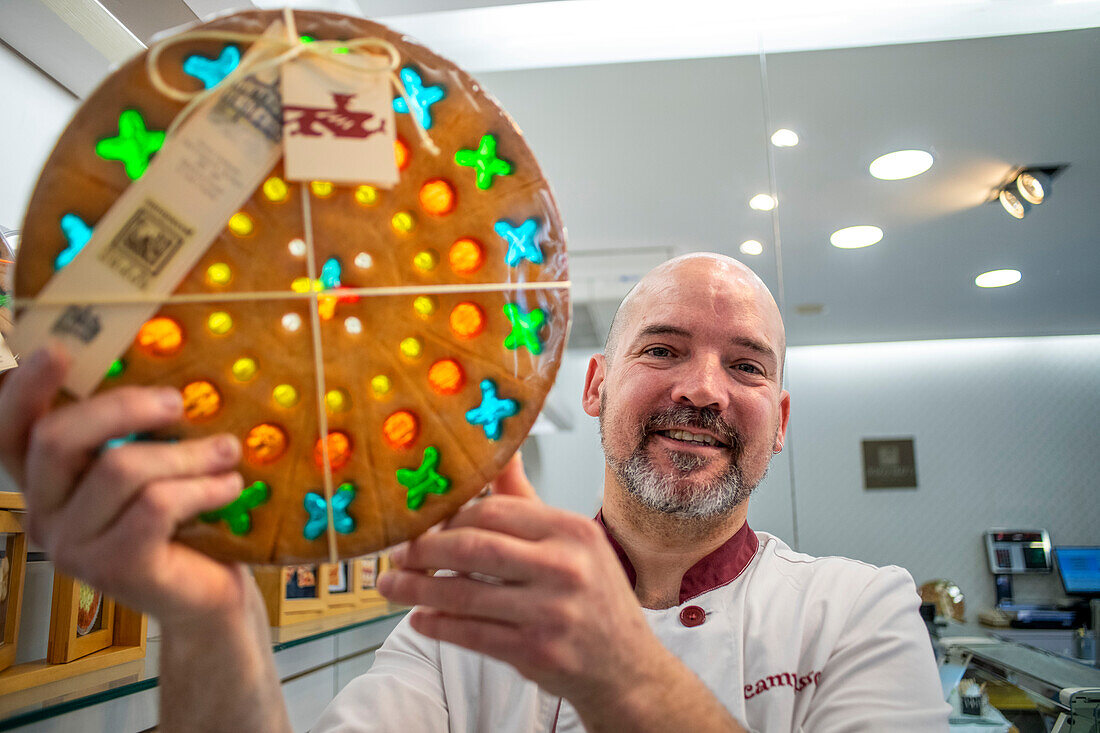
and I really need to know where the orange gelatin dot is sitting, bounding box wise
[245,423,288,465]
[314,431,352,470]
[182,380,222,420]
[418,179,455,216]
[394,138,410,171]
[382,410,418,450]
[449,302,485,339]
[428,359,465,396]
[137,317,184,357]
[449,238,484,275]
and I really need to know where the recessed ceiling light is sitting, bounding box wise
[869,150,934,180]
[998,188,1027,219]
[739,240,764,256]
[749,194,776,211]
[830,225,883,249]
[975,269,1021,288]
[1015,172,1046,204]
[770,129,799,147]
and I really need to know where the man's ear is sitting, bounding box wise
[581,354,606,417]
[773,389,791,453]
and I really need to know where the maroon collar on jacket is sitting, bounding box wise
[595,510,760,605]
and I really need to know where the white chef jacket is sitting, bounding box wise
[314,522,950,732]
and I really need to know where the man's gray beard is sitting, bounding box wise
[600,405,758,519]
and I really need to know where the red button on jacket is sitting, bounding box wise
[679,605,706,627]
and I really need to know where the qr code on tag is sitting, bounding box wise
[98,199,192,289]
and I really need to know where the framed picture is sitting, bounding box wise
[47,574,116,663]
[321,561,356,612]
[354,554,389,609]
[255,564,325,626]
[0,501,27,675]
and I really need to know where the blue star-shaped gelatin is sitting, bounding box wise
[494,218,543,267]
[303,483,357,541]
[465,379,520,441]
[182,45,240,89]
[55,213,93,270]
[392,67,445,130]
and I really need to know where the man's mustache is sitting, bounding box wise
[640,405,743,457]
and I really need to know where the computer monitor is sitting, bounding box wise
[1053,547,1100,599]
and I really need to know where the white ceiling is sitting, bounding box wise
[3,0,1098,347]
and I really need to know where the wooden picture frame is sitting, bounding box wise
[47,574,116,663]
[354,554,389,610]
[0,500,28,675]
[255,564,325,627]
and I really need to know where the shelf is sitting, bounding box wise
[0,604,407,730]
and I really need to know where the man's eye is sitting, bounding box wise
[645,347,673,358]
[734,363,762,375]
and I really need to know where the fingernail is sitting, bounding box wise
[161,388,183,412]
[216,434,240,460]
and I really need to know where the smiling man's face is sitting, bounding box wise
[583,255,790,519]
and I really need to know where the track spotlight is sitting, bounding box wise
[994,165,1065,219]
[1015,171,1048,205]
[998,188,1028,219]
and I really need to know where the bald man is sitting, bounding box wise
[0,254,948,732]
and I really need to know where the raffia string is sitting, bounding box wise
[12,281,571,309]
[144,8,440,155]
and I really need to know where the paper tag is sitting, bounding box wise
[10,22,288,397]
[281,52,398,187]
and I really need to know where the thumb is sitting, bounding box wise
[489,451,539,501]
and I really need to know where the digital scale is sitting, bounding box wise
[984,529,1084,629]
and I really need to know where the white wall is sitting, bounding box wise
[785,334,1100,614]
[535,335,1100,617]
[0,43,77,231]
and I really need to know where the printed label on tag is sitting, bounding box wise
[281,53,398,187]
[10,22,288,397]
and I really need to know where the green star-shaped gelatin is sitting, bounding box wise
[397,446,451,510]
[95,109,166,180]
[454,134,512,190]
[200,480,270,536]
[502,303,546,355]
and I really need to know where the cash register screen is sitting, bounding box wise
[1053,547,1100,597]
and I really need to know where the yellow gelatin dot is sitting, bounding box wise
[400,337,422,359]
[228,212,253,237]
[246,423,288,465]
[182,380,222,421]
[391,211,415,234]
[231,357,258,382]
[263,176,288,202]
[382,410,418,450]
[413,295,438,317]
[354,185,379,206]
[325,389,349,414]
[207,311,233,335]
[428,359,465,396]
[314,431,352,469]
[413,250,438,272]
[370,374,391,396]
[311,180,335,198]
[137,317,184,357]
[419,179,455,216]
[273,384,299,408]
[394,138,410,171]
[205,262,232,286]
[449,302,485,339]
[291,276,317,293]
[449,238,484,276]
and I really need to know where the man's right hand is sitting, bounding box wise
[0,343,252,629]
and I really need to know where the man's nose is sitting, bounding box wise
[672,355,730,411]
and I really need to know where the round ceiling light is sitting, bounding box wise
[869,150,934,180]
[1015,172,1046,205]
[830,225,883,249]
[739,240,763,256]
[998,188,1028,219]
[749,194,777,211]
[770,129,799,147]
[975,269,1021,288]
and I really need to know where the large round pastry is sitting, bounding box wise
[13,10,569,564]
